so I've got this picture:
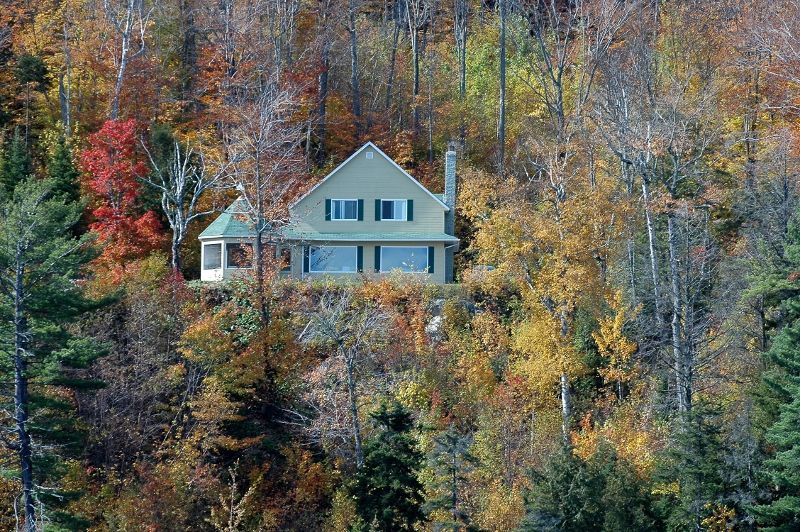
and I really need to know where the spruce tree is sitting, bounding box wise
[425,424,477,530]
[349,401,425,531]
[47,133,80,203]
[751,317,800,530]
[0,128,32,194]
[0,176,101,530]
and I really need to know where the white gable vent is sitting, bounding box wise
[365,151,374,159]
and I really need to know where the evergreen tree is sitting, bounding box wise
[350,401,425,531]
[0,128,31,194]
[654,405,730,531]
[47,133,80,203]
[520,443,658,532]
[425,424,477,530]
[751,315,800,530]
[0,177,101,530]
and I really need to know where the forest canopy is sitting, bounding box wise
[1,0,800,530]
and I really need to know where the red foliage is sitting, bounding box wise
[81,119,164,282]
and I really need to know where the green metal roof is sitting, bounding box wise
[278,228,458,242]
[198,198,254,239]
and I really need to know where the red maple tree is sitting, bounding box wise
[81,119,164,283]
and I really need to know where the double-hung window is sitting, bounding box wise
[330,199,359,221]
[381,199,408,221]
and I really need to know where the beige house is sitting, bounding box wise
[199,142,459,283]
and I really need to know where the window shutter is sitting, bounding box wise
[427,246,434,274]
[357,199,364,221]
[303,246,310,273]
[407,199,414,221]
[375,199,382,221]
[324,199,331,221]
[374,245,381,272]
[357,246,363,272]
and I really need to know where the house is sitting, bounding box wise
[198,142,459,283]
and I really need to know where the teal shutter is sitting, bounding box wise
[303,246,310,272]
[357,246,363,272]
[407,199,414,221]
[427,246,434,274]
[374,245,381,272]
[324,199,331,221]
[375,199,382,220]
[357,199,364,221]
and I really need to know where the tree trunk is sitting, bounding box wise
[317,40,330,164]
[667,211,689,412]
[14,260,35,531]
[497,0,506,172]
[560,372,571,446]
[411,28,421,132]
[253,230,270,327]
[641,177,663,331]
[345,350,364,467]
[347,0,362,127]
[385,23,400,111]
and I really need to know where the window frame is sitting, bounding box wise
[330,199,359,221]
[202,242,223,271]
[379,245,429,273]
[380,199,408,221]
[224,242,254,269]
[309,245,360,273]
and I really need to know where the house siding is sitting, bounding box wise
[290,149,446,234]
[289,241,446,284]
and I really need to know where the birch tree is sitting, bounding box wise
[141,139,228,272]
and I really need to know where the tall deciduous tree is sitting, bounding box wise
[81,119,163,284]
[142,134,227,272]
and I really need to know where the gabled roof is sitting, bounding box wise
[198,198,253,239]
[289,141,450,211]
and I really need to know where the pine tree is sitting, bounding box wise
[47,133,80,203]
[350,401,425,531]
[0,128,31,194]
[520,443,658,532]
[0,177,101,530]
[425,424,477,530]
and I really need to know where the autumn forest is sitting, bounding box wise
[1,0,800,529]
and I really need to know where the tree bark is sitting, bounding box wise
[347,0,362,127]
[560,372,571,446]
[385,23,401,111]
[641,177,663,331]
[14,256,35,531]
[345,348,364,467]
[497,0,506,172]
[667,211,689,412]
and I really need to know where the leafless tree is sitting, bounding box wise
[141,140,229,272]
[298,291,391,467]
[103,0,153,119]
[223,82,305,325]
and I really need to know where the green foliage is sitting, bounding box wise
[425,424,478,530]
[0,128,31,194]
[520,443,659,531]
[14,54,48,90]
[47,133,80,204]
[350,401,425,531]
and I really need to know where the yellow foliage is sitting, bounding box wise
[593,291,640,387]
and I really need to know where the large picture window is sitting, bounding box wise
[331,199,358,220]
[310,246,359,273]
[380,246,428,272]
[203,243,222,270]
[381,199,408,221]
[226,243,253,268]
